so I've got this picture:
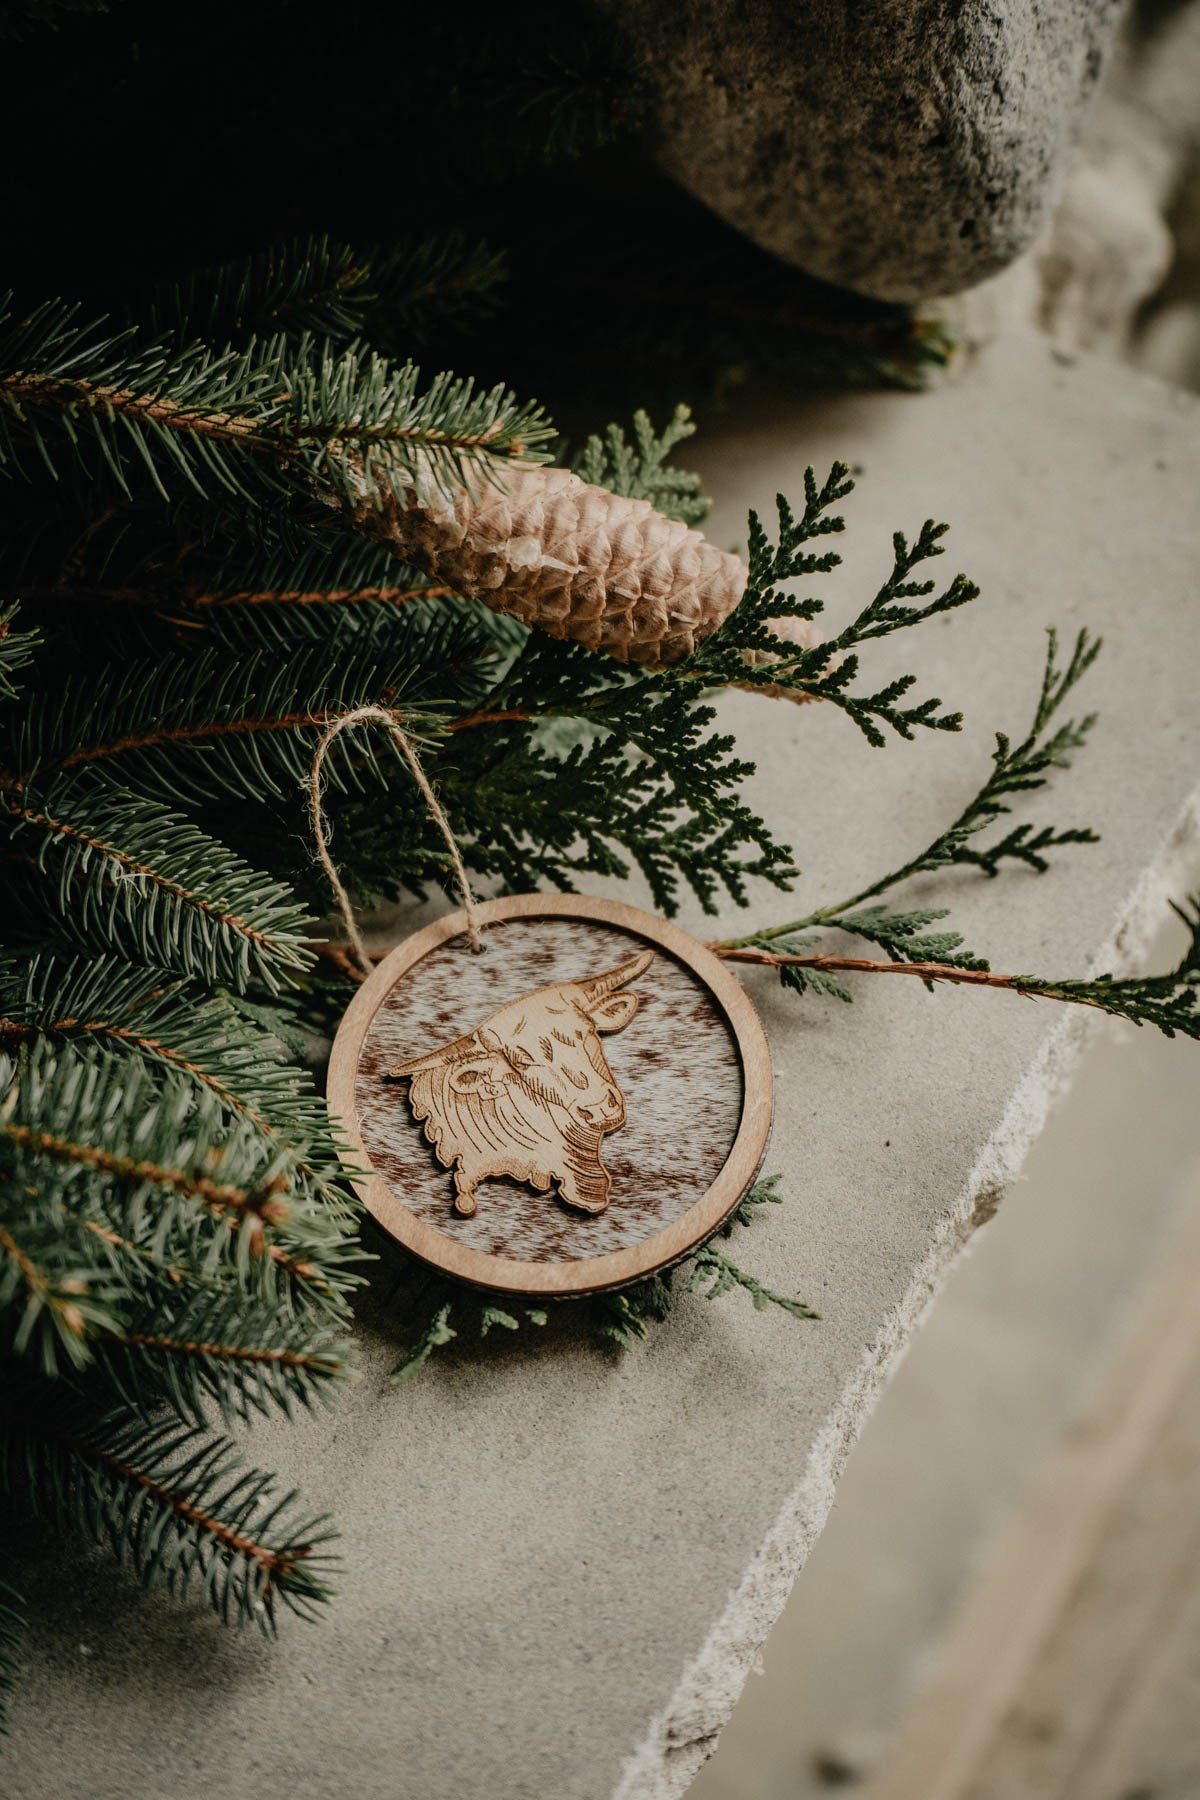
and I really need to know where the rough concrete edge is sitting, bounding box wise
[611,782,1200,1800]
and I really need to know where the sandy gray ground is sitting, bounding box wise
[4,334,1199,1800]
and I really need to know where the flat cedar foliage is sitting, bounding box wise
[2,0,1198,1735]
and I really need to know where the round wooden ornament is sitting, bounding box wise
[327,893,773,1297]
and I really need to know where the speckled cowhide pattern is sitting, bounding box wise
[355,918,743,1262]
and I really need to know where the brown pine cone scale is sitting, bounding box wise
[356,460,748,669]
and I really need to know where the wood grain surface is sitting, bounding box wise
[328,895,773,1294]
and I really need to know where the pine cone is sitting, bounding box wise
[355,459,747,669]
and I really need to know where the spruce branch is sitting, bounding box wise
[3,1121,286,1229]
[142,232,507,352]
[0,1039,360,1307]
[0,297,554,511]
[0,1579,22,1736]
[4,773,315,992]
[0,1207,119,1376]
[0,958,357,1251]
[3,643,470,807]
[0,1376,337,1629]
[0,603,38,702]
[93,1289,347,1427]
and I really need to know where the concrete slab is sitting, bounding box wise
[689,953,1200,1800]
[4,334,1200,1800]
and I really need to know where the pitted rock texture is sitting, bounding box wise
[597,0,1123,302]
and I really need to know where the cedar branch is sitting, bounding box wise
[713,945,1056,1000]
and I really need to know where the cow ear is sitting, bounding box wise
[589,991,639,1032]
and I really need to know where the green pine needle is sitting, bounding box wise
[0,296,554,512]
[0,1578,22,1736]
[141,232,508,353]
[0,603,38,703]
[0,1373,338,1632]
[5,774,316,993]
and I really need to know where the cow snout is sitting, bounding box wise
[576,1092,623,1127]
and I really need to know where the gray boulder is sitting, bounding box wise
[598,0,1124,302]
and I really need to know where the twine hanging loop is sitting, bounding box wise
[306,705,483,977]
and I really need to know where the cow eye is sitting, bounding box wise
[507,1046,535,1071]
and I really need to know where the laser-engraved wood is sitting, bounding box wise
[327,895,773,1296]
[386,950,654,1220]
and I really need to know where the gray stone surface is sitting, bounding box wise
[691,922,1200,1799]
[4,335,1200,1800]
[600,0,1122,302]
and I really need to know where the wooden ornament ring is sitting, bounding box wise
[327,893,773,1297]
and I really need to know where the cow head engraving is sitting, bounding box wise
[386,949,653,1219]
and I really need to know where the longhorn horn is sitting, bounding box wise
[578,948,654,1003]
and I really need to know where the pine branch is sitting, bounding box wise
[3,644,459,806]
[0,1579,22,1736]
[0,1374,337,1629]
[4,772,315,992]
[0,956,357,1251]
[1,1038,361,1312]
[0,1204,121,1376]
[681,468,979,744]
[0,602,38,702]
[0,297,555,511]
[4,1110,287,1232]
[142,232,508,352]
[93,1287,347,1427]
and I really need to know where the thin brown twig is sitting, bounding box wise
[0,1014,330,1223]
[49,705,391,772]
[0,796,281,951]
[3,1122,288,1225]
[73,1435,309,1580]
[5,581,456,611]
[711,945,1070,1003]
[2,373,523,454]
[192,582,454,609]
[94,1329,340,1371]
[446,708,531,733]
